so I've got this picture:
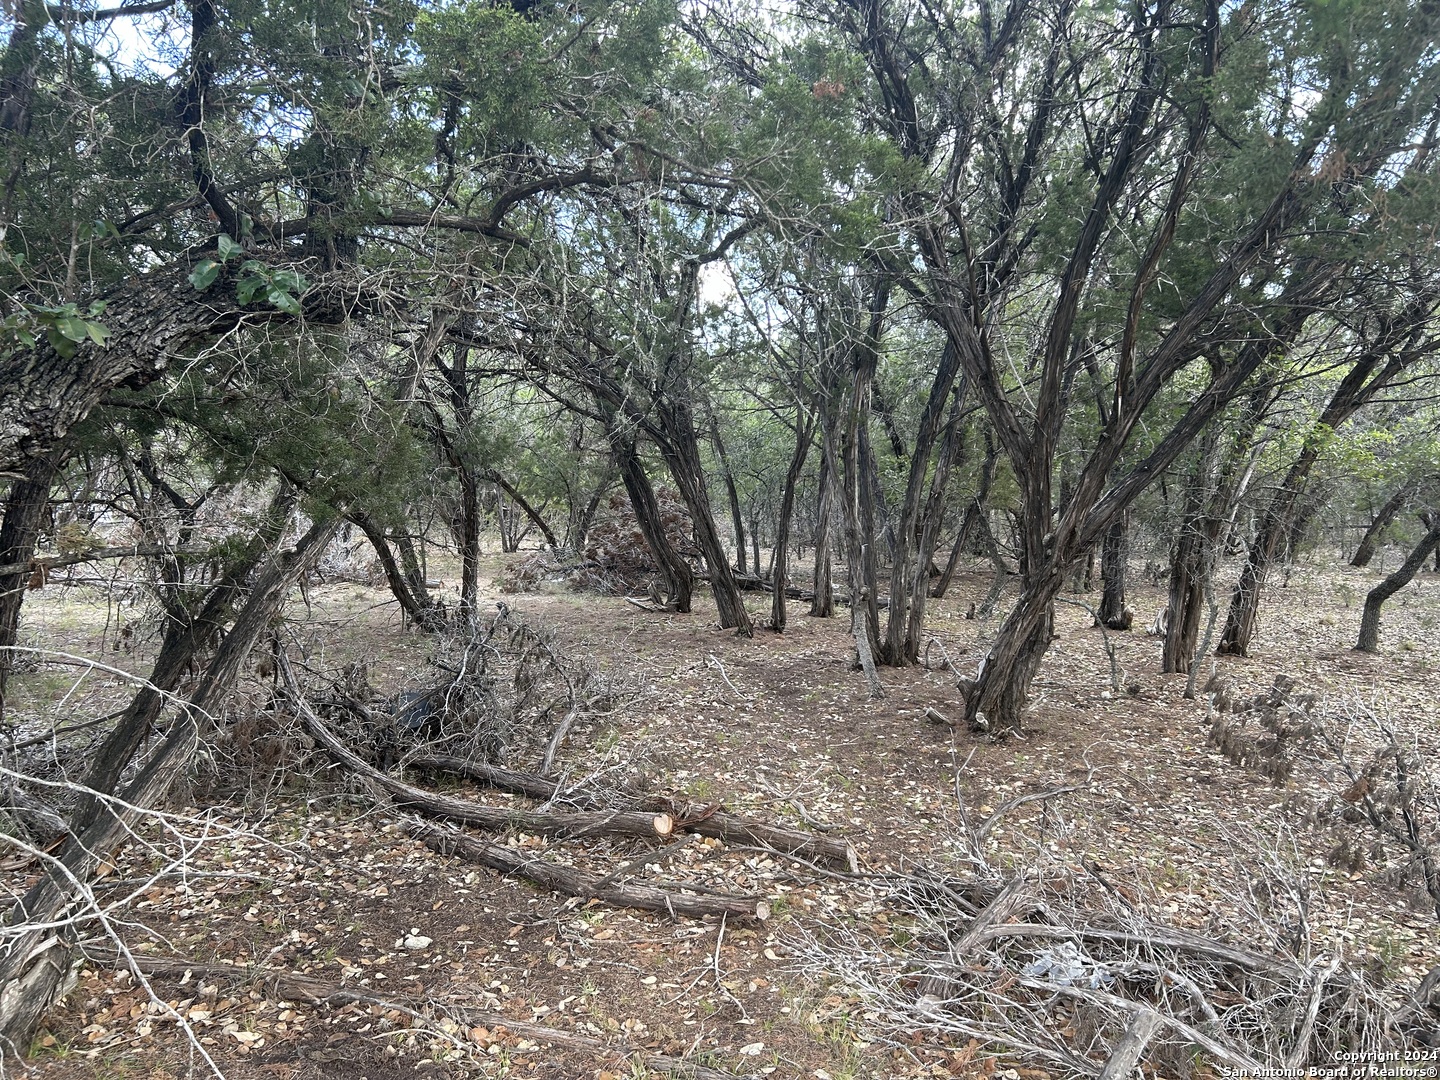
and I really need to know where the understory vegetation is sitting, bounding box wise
[2,0,1440,1073]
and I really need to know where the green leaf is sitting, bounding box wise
[266,286,301,315]
[56,316,90,342]
[85,321,111,346]
[271,269,306,293]
[45,326,77,358]
[217,234,243,261]
[189,260,221,290]
[236,275,267,305]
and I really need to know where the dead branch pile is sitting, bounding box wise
[281,653,856,921]
[502,490,696,596]
[794,864,1405,1076]
[310,606,610,774]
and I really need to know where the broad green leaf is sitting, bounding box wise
[267,286,301,315]
[56,316,90,342]
[217,234,242,261]
[189,260,221,290]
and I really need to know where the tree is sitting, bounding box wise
[818,0,1440,731]
[1355,507,1440,653]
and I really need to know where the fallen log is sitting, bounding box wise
[298,702,675,842]
[78,947,740,1080]
[411,820,769,921]
[406,755,859,872]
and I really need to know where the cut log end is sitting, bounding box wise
[652,813,674,837]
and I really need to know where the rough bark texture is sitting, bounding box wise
[770,412,814,631]
[0,260,361,477]
[0,448,61,722]
[1355,513,1440,653]
[1096,510,1130,630]
[809,434,836,618]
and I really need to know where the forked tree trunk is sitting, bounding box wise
[1355,512,1440,653]
[963,576,1060,734]
[0,516,338,1058]
[0,449,62,723]
[1351,483,1413,568]
[881,348,963,666]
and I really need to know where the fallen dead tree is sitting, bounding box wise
[411,821,769,920]
[407,753,859,871]
[76,945,740,1080]
[286,658,830,918]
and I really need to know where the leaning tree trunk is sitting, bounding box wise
[350,510,446,631]
[1351,482,1413,568]
[68,485,299,832]
[1095,510,1131,630]
[0,259,359,476]
[1355,512,1440,653]
[0,449,62,722]
[654,400,752,635]
[770,411,814,632]
[605,424,693,612]
[0,515,338,1058]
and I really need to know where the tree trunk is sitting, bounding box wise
[964,577,1059,734]
[810,436,836,618]
[350,511,445,630]
[68,485,300,832]
[457,466,480,617]
[1096,510,1130,629]
[0,515,337,1057]
[708,414,748,575]
[933,434,998,600]
[486,470,559,549]
[1355,512,1440,653]
[1351,483,1413,568]
[770,411,814,631]
[881,345,964,665]
[654,400,752,635]
[0,449,62,723]
[899,375,968,661]
[603,421,693,612]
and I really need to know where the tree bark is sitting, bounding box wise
[653,399,752,634]
[0,259,360,477]
[0,448,62,723]
[770,410,814,631]
[1351,483,1413,568]
[810,430,837,617]
[0,515,337,1057]
[708,413,748,575]
[350,510,445,630]
[882,345,964,665]
[1355,512,1440,653]
[1095,510,1130,630]
[604,423,693,613]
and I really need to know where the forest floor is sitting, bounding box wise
[4,551,1440,1080]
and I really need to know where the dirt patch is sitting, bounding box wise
[6,554,1439,1077]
